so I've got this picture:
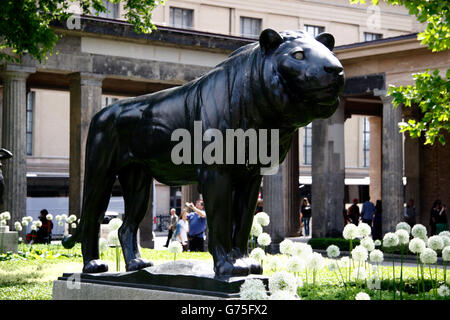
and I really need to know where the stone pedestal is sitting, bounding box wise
[53,260,268,300]
[68,72,104,218]
[311,101,345,238]
[0,226,18,253]
[0,64,36,223]
[376,90,404,236]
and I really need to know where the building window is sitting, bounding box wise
[170,7,193,29]
[96,0,119,19]
[26,91,35,156]
[303,123,312,165]
[240,17,262,38]
[305,25,325,37]
[362,117,370,167]
[364,32,382,42]
[170,186,182,216]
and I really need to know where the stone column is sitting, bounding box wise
[264,134,300,253]
[311,100,345,238]
[181,184,200,207]
[376,89,404,235]
[369,116,382,202]
[0,64,35,224]
[68,72,104,218]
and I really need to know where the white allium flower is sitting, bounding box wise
[374,239,381,247]
[287,256,305,273]
[428,235,444,251]
[411,224,427,239]
[250,221,263,237]
[279,239,294,255]
[250,248,266,262]
[361,237,375,252]
[240,279,268,300]
[265,256,281,271]
[168,240,182,254]
[369,249,384,263]
[351,245,368,262]
[269,291,299,300]
[383,232,399,248]
[292,242,313,259]
[409,237,426,254]
[0,211,11,220]
[14,221,22,230]
[420,248,437,265]
[257,233,271,247]
[437,285,450,297]
[67,215,77,223]
[339,256,350,268]
[355,292,371,300]
[327,260,339,272]
[395,229,410,245]
[343,223,359,240]
[31,224,37,231]
[58,221,64,227]
[441,235,450,248]
[269,271,298,294]
[358,222,372,237]
[61,214,68,221]
[367,276,381,290]
[326,245,340,258]
[254,212,270,227]
[21,219,29,227]
[396,222,411,234]
[442,246,450,261]
[107,230,121,246]
[108,218,123,231]
[46,214,53,221]
[439,231,450,238]
[353,267,367,280]
[55,215,62,222]
[71,223,77,229]
[18,237,22,242]
[35,221,42,228]
[99,237,109,253]
[306,252,325,271]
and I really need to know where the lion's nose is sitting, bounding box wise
[324,65,344,75]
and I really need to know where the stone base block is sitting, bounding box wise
[53,260,268,300]
[0,230,18,253]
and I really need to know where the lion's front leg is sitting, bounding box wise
[200,168,253,276]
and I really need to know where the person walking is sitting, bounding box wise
[347,198,360,225]
[186,200,207,252]
[404,199,416,228]
[361,198,376,225]
[372,200,382,240]
[300,197,312,236]
[430,200,448,234]
[164,208,178,247]
[172,209,189,252]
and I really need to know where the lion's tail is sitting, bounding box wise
[61,224,82,249]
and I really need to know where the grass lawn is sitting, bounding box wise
[0,243,448,300]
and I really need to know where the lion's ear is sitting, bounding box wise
[259,29,283,54]
[315,33,335,51]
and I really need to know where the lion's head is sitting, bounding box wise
[259,29,345,120]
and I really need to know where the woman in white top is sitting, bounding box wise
[173,209,189,251]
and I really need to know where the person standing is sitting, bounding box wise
[361,198,376,225]
[404,199,416,228]
[431,200,448,234]
[187,200,207,252]
[173,209,189,252]
[347,198,360,225]
[300,197,312,236]
[164,208,178,247]
[372,200,382,240]
[36,209,53,244]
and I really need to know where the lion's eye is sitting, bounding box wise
[293,51,305,60]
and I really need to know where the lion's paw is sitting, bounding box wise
[126,258,154,272]
[82,259,108,273]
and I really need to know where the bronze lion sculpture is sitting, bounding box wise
[63,29,344,276]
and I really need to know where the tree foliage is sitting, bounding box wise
[0,0,164,64]
[351,0,449,145]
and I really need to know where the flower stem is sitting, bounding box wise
[400,245,404,300]
[391,248,396,300]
